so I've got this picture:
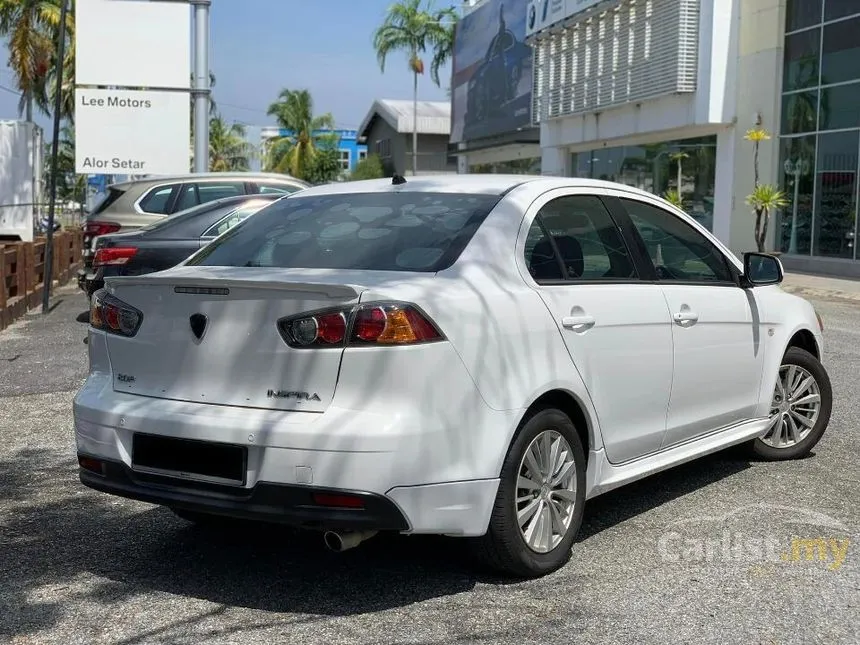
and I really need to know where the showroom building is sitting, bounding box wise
[458,0,858,277]
[452,0,543,173]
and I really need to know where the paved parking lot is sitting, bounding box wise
[1,284,858,644]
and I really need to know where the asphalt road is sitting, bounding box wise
[1,285,858,644]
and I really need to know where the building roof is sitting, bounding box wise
[357,99,451,139]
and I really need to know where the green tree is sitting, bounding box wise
[264,88,335,180]
[349,153,385,181]
[0,0,75,121]
[208,113,253,172]
[372,0,458,176]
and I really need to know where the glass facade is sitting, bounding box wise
[569,135,718,231]
[778,1,860,259]
[469,158,541,174]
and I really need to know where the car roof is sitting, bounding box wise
[108,172,309,190]
[287,173,666,201]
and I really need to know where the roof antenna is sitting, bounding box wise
[392,173,407,185]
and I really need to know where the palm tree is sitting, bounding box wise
[208,114,253,172]
[0,0,75,121]
[264,88,335,179]
[372,0,458,176]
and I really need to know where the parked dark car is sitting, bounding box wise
[82,194,281,298]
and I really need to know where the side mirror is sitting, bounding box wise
[743,252,784,287]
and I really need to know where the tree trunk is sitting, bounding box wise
[25,93,33,122]
[754,207,765,252]
[759,207,770,253]
[412,70,418,176]
[753,142,760,188]
[676,160,682,193]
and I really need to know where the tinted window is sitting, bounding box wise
[175,184,199,211]
[196,181,245,204]
[255,182,301,195]
[188,192,501,272]
[821,17,860,85]
[524,220,563,280]
[526,195,635,281]
[202,201,274,238]
[621,199,734,283]
[138,185,176,214]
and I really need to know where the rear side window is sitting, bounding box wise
[201,201,274,238]
[525,195,636,281]
[187,192,502,272]
[255,182,302,195]
[138,185,176,214]
[197,182,245,204]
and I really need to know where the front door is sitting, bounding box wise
[619,196,766,447]
[522,191,675,464]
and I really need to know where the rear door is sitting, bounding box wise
[519,189,675,464]
[617,196,765,446]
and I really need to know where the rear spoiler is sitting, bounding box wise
[103,272,363,300]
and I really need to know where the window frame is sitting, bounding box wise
[518,190,641,286]
[610,194,743,287]
[515,188,744,289]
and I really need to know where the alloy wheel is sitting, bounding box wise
[762,364,822,448]
[515,429,578,553]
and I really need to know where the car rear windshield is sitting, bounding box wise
[186,192,502,272]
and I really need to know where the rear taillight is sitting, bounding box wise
[93,247,137,267]
[278,302,444,349]
[84,221,121,237]
[90,290,143,337]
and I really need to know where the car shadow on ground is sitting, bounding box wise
[0,445,754,638]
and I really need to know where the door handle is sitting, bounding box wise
[562,314,595,331]
[673,310,699,325]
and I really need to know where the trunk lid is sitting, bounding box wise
[103,267,370,412]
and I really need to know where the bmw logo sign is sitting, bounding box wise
[528,4,536,30]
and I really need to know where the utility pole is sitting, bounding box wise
[191,0,211,173]
[42,0,69,314]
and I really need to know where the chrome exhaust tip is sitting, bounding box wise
[323,529,378,552]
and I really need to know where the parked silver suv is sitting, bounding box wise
[78,172,308,291]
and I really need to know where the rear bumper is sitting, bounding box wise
[79,457,410,530]
[73,371,507,536]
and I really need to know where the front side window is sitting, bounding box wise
[621,198,734,283]
[524,195,636,282]
[188,192,501,273]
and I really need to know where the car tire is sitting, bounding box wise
[471,407,586,578]
[749,346,832,461]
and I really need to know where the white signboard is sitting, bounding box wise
[76,0,191,88]
[75,89,190,175]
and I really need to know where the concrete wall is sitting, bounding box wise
[726,0,787,256]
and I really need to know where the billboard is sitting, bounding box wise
[450,0,533,144]
[75,89,190,175]
[76,0,190,88]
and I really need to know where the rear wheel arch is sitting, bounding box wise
[518,389,594,462]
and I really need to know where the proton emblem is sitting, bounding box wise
[189,313,208,341]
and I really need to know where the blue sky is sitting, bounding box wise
[0,0,454,134]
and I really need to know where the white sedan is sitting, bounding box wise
[73,175,832,578]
